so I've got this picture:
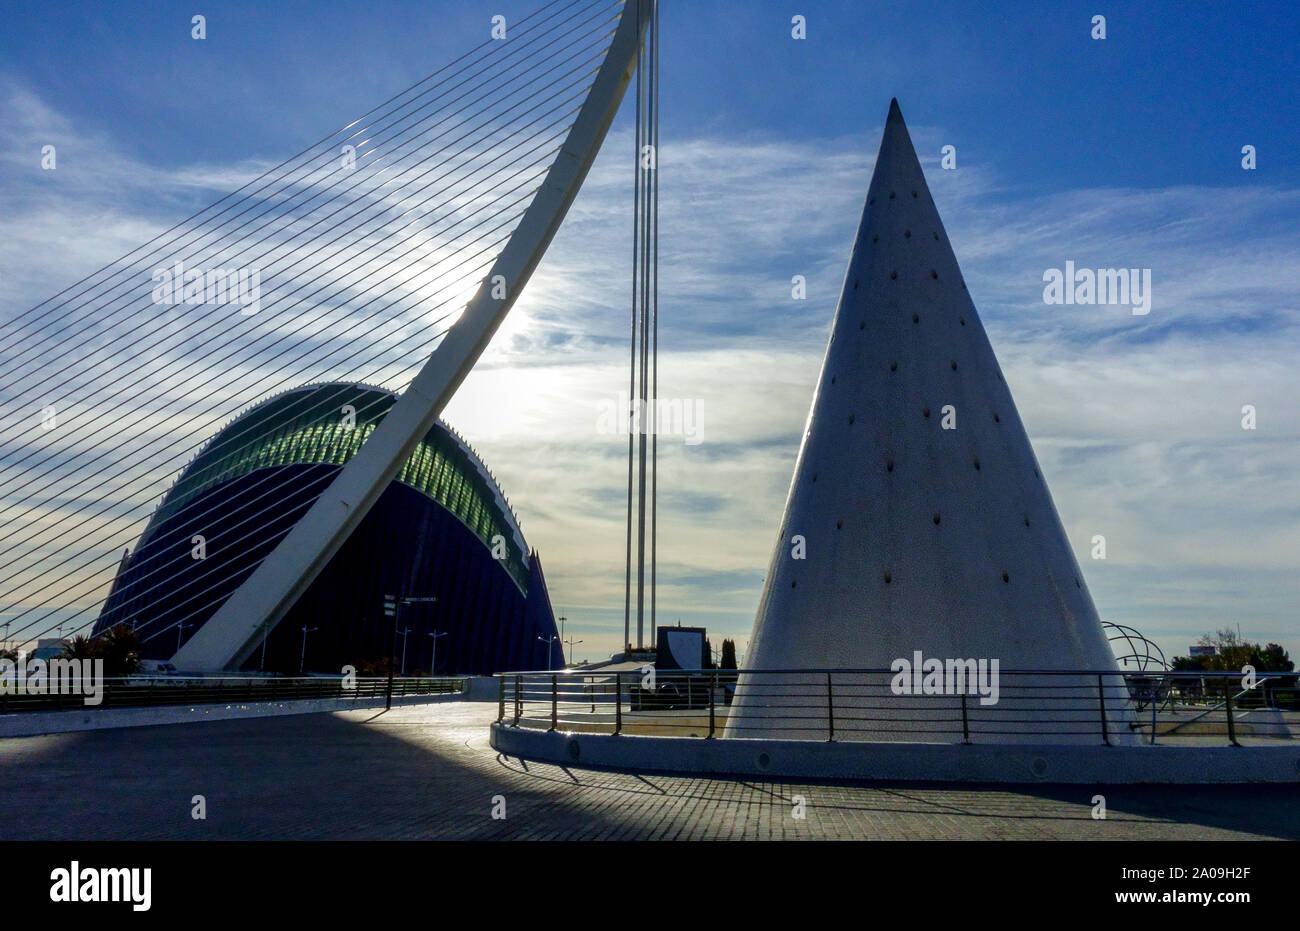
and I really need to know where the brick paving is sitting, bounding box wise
[2,702,1297,840]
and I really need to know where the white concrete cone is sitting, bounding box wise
[726,100,1136,745]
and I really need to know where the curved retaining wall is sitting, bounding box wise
[1,692,463,739]
[491,724,1300,785]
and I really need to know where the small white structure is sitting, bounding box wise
[726,100,1133,744]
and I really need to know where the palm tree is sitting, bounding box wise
[97,624,141,676]
[59,635,97,660]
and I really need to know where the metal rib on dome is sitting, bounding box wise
[144,382,530,591]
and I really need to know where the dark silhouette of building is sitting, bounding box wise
[95,383,562,674]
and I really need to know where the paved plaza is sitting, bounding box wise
[3,702,1298,840]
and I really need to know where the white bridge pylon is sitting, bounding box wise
[172,0,653,670]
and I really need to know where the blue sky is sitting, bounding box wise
[3,1,1296,190]
[1,0,1297,665]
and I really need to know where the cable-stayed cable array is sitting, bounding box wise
[622,0,658,652]
[0,0,626,653]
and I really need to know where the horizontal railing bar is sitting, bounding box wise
[497,668,1294,678]
[491,666,1297,748]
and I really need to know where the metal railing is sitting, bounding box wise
[495,668,1300,746]
[0,675,463,714]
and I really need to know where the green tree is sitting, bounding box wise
[1173,630,1293,673]
[356,656,395,676]
[1257,643,1294,672]
[719,639,738,670]
[59,635,98,661]
[1170,631,1295,705]
[96,624,142,676]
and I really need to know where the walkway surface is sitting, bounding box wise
[3,702,1298,840]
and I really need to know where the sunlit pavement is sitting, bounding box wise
[3,702,1298,840]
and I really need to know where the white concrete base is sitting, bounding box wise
[491,724,1300,785]
[0,692,463,739]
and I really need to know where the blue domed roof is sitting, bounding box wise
[144,382,531,590]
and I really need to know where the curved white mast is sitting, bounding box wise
[174,0,653,670]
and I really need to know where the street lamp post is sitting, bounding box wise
[299,626,318,673]
[428,630,448,676]
[565,637,583,667]
[175,622,189,654]
[383,595,399,710]
[398,626,413,675]
[400,597,439,676]
[538,634,559,671]
[383,594,438,708]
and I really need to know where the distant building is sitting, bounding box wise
[94,383,562,674]
[28,638,68,661]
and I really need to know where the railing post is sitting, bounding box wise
[550,674,558,731]
[1149,683,1158,745]
[708,671,716,739]
[614,672,623,735]
[960,692,970,744]
[513,674,521,726]
[826,672,835,742]
[497,676,505,723]
[1097,675,1111,746]
[1225,685,1239,747]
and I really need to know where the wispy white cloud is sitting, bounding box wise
[3,85,1296,664]
[455,123,1300,662]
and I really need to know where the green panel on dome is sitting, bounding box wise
[151,384,529,590]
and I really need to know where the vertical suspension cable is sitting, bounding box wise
[649,0,659,648]
[635,15,650,651]
[622,0,642,656]
[624,0,657,653]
